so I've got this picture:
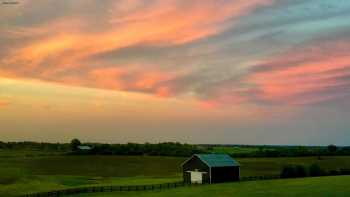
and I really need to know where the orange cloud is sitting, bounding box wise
[60,66,186,97]
[0,99,10,108]
[0,0,273,96]
[154,86,173,98]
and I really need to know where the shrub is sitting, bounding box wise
[281,165,297,178]
[327,144,337,153]
[340,169,350,175]
[70,138,81,151]
[309,163,325,176]
[295,165,307,177]
[329,170,340,176]
[281,165,308,178]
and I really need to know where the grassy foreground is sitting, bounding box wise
[76,176,350,197]
[0,151,182,196]
[0,176,179,197]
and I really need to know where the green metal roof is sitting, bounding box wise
[195,154,240,167]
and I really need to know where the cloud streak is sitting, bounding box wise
[1,0,350,107]
[245,37,350,105]
[0,0,273,91]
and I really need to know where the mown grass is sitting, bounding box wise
[75,176,350,197]
[25,155,183,177]
[0,151,183,196]
[0,175,180,197]
[1,149,350,196]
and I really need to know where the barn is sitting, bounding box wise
[182,154,240,184]
[77,145,92,151]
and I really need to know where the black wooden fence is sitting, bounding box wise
[240,168,350,182]
[20,169,350,197]
[20,182,185,197]
[19,176,281,197]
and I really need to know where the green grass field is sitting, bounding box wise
[210,146,263,154]
[0,150,182,196]
[74,176,350,197]
[1,149,350,196]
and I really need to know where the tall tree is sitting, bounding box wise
[70,138,81,151]
[327,144,337,153]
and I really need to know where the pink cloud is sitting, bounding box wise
[56,66,186,97]
[0,0,273,100]
[246,38,350,105]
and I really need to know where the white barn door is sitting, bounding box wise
[186,170,207,184]
[190,171,203,184]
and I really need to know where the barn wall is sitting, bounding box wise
[211,166,240,183]
[182,156,210,184]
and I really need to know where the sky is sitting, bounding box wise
[0,0,350,145]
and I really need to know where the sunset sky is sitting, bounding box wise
[1,0,350,145]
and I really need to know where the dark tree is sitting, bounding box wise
[309,163,324,176]
[327,144,337,153]
[281,165,297,178]
[70,138,81,151]
[295,165,307,177]
[281,165,307,178]
[0,141,4,149]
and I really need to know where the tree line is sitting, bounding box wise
[280,163,350,178]
[0,140,204,157]
[0,141,70,151]
[206,144,350,158]
[70,139,203,156]
[1,140,350,158]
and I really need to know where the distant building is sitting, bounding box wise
[182,154,240,184]
[77,145,92,151]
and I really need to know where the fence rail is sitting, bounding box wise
[240,175,280,181]
[21,182,186,197]
[19,176,282,197]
